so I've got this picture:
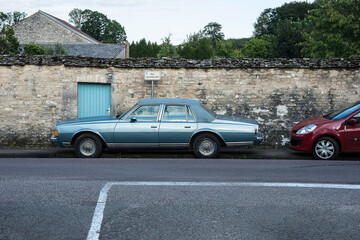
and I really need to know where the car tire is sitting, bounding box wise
[74,133,103,158]
[193,133,220,158]
[312,136,339,160]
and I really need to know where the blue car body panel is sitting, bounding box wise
[51,98,263,150]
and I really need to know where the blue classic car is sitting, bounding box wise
[51,98,263,158]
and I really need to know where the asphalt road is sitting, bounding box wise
[1,158,360,240]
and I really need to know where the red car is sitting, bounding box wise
[290,102,360,160]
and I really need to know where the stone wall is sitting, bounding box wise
[13,11,91,44]
[1,55,360,147]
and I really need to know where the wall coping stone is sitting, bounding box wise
[1,55,360,69]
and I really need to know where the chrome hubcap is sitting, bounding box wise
[199,139,215,156]
[79,139,96,157]
[315,140,334,159]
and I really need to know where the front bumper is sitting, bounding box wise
[50,135,71,148]
[50,135,60,147]
[289,133,314,151]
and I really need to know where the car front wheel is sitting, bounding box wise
[193,133,220,158]
[74,133,103,158]
[312,137,339,160]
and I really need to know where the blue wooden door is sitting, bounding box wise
[78,83,111,118]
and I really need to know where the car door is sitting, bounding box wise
[158,105,198,147]
[113,104,161,147]
[340,112,360,151]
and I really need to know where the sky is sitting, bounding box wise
[1,0,314,44]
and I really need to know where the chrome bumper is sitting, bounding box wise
[50,135,71,147]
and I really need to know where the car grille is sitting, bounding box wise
[290,138,303,146]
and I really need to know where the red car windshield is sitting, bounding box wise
[326,102,360,120]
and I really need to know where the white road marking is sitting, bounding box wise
[86,181,360,240]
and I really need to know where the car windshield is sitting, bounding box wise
[118,104,137,119]
[325,102,360,120]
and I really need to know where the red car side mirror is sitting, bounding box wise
[348,119,357,125]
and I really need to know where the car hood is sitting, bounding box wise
[57,115,117,125]
[216,115,258,125]
[292,116,328,131]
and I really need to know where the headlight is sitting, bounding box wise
[296,124,317,134]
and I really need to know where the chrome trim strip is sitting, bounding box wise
[159,143,189,147]
[62,142,71,147]
[107,143,159,149]
[107,143,189,149]
[226,141,254,147]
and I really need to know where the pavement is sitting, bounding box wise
[0,146,359,160]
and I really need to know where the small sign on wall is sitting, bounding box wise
[145,71,161,81]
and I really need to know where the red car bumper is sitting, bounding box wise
[289,132,315,152]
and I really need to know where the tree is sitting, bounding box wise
[0,26,19,54]
[102,20,126,43]
[240,35,276,58]
[215,40,242,58]
[204,22,225,47]
[178,32,214,60]
[300,0,360,58]
[0,11,27,28]
[68,9,126,43]
[157,34,178,58]
[68,8,83,28]
[130,38,160,58]
[253,1,315,58]
[23,42,46,55]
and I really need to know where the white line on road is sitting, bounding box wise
[86,181,360,240]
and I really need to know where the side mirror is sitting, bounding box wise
[348,119,357,126]
[130,116,137,123]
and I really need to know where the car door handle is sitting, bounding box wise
[184,126,191,128]
[151,126,157,128]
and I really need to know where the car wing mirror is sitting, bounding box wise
[348,119,357,125]
[130,116,137,122]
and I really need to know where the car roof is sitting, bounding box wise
[138,98,200,105]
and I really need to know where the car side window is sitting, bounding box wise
[352,112,360,123]
[128,105,159,121]
[187,106,195,122]
[163,105,187,122]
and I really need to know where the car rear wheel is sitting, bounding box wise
[74,133,103,158]
[193,133,220,158]
[312,137,339,160]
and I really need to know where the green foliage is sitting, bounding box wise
[227,38,251,50]
[102,20,127,43]
[215,40,242,58]
[68,9,126,43]
[240,35,276,58]
[45,43,68,55]
[23,42,68,56]
[23,42,46,55]
[204,22,225,47]
[253,1,315,58]
[178,33,214,60]
[157,34,179,58]
[300,0,360,58]
[130,38,160,58]
[68,8,83,28]
[0,26,19,54]
[0,11,27,28]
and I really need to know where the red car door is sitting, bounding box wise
[340,112,360,151]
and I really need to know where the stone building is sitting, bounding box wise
[12,10,129,58]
